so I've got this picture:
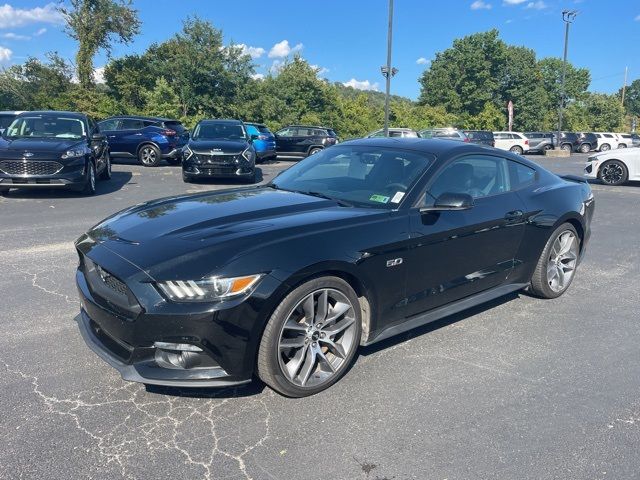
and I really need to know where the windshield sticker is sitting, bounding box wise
[390,191,405,203]
[369,194,390,204]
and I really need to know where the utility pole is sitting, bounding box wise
[381,0,396,137]
[621,66,628,107]
[556,10,578,150]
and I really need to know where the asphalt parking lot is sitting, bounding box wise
[1,153,639,480]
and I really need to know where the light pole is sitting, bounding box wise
[381,0,397,137]
[556,9,578,150]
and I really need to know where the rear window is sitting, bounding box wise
[326,129,337,137]
[163,121,186,133]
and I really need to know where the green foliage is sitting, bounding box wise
[620,78,640,118]
[583,93,624,131]
[59,0,141,88]
[143,77,182,119]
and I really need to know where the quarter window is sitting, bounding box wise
[428,155,510,201]
[508,161,536,189]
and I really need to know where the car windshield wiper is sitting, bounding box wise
[298,190,354,207]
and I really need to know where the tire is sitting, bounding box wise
[245,169,257,184]
[0,188,9,197]
[182,173,194,184]
[598,159,628,186]
[561,143,572,152]
[510,145,523,155]
[138,144,162,167]
[308,147,322,156]
[99,152,111,180]
[166,157,181,166]
[619,143,627,149]
[600,143,610,152]
[529,223,580,299]
[81,161,97,196]
[257,276,362,397]
[579,143,590,154]
[543,144,553,152]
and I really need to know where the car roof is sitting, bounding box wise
[198,119,244,125]
[0,111,26,115]
[286,125,332,129]
[244,122,267,127]
[17,110,86,119]
[103,115,179,122]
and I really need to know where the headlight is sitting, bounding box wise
[183,146,193,160]
[242,147,255,162]
[156,274,263,302]
[62,148,85,159]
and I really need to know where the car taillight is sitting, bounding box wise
[161,129,176,136]
[464,137,470,142]
[524,140,529,145]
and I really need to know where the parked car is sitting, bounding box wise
[98,115,189,167]
[181,119,257,183]
[0,111,26,135]
[614,133,633,148]
[244,122,276,163]
[419,128,469,142]
[463,130,495,147]
[593,132,619,151]
[523,132,554,153]
[584,147,640,186]
[274,125,338,158]
[551,131,579,152]
[631,133,640,147]
[367,128,420,138]
[75,137,594,397]
[575,132,598,153]
[493,131,530,154]
[0,111,110,196]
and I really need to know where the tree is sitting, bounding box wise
[59,0,140,88]
[538,57,591,110]
[103,54,154,111]
[584,93,624,131]
[620,78,640,118]
[143,77,182,119]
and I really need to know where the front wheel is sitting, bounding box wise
[600,143,610,152]
[99,153,111,180]
[561,143,572,152]
[510,145,523,155]
[81,161,97,196]
[618,143,627,149]
[308,147,322,156]
[257,276,362,397]
[598,160,628,186]
[529,223,580,299]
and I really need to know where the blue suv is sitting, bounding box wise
[98,116,189,167]
[244,122,276,162]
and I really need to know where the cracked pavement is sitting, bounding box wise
[1,155,639,479]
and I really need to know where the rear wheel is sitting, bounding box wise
[598,160,628,186]
[308,147,322,156]
[600,143,610,152]
[138,144,162,167]
[619,143,627,149]
[529,223,580,299]
[579,143,591,153]
[561,143,572,152]
[510,145,523,155]
[257,276,362,397]
[543,144,553,152]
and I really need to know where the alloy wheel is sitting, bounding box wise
[277,288,357,388]
[141,147,157,165]
[547,231,578,293]
[601,162,624,185]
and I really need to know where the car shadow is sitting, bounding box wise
[586,179,640,188]
[2,171,133,199]
[111,157,181,168]
[145,380,266,399]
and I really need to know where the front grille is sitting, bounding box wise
[0,160,63,176]
[194,153,240,164]
[96,265,128,296]
[197,166,237,175]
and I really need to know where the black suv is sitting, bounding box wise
[575,132,597,153]
[463,130,495,147]
[274,125,338,158]
[524,132,555,153]
[0,111,110,196]
[182,119,257,183]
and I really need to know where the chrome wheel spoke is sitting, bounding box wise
[314,289,328,324]
[325,301,351,324]
[316,346,336,373]
[323,316,355,336]
[547,230,579,292]
[320,337,346,359]
[285,344,308,380]
[302,293,315,324]
[298,345,317,386]
[279,336,306,349]
[283,318,307,332]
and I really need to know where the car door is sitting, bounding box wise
[110,118,145,155]
[291,127,312,154]
[494,132,510,150]
[88,117,107,172]
[403,153,527,317]
[527,133,541,150]
[275,127,297,154]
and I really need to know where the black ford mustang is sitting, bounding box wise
[75,138,594,397]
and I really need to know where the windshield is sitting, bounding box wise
[0,114,16,130]
[193,122,246,141]
[272,145,433,208]
[5,115,86,140]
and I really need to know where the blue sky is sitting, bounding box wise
[1,0,638,99]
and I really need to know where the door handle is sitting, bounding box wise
[504,210,524,221]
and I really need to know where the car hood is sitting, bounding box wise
[592,147,640,161]
[0,137,84,157]
[188,139,249,153]
[86,187,380,279]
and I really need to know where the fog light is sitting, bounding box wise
[153,341,202,352]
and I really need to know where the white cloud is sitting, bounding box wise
[342,78,379,91]
[0,3,63,29]
[237,43,265,59]
[0,45,12,62]
[93,66,105,84]
[311,64,329,76]
[525,1,547,9]
[34,27,47,36]
[1,32,29,40]
[635,14,640,21]
[416,57,429,65]
[268,40,303,59]
[505,18,513,23]
[503,0,526,4]
[471,0,492,9]
[251,73,265,80]
[269,59,284,74]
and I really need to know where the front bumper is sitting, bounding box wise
[0,161,87,189]
[584,159,598,179]
[182,163,255,179]
[162,148,183,159]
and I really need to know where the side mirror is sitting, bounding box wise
[250,134,259,141]
[92,133,106,141]
[421,192,474,212]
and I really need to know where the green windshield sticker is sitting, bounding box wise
[369,194,390,204]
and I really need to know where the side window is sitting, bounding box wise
[604,134,613,138]
[508,161,536,189]
[297,128,311,137]
[277,128,294,137]
[143,121,159,128]
[119,119,144,130]
[494,133,506,140]
[99,119,118,131]
[428,155,510,201]
[246,125,259,136]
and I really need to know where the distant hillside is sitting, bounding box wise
[332,83,413,107]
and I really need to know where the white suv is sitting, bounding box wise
[594,133,618,151]
[493,131,530,154]
[614,133,633,148]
